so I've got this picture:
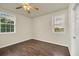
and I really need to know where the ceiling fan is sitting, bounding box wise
[16,3,39,14]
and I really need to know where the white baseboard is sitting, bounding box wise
[0,39,30,49]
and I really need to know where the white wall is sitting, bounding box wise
[0,8,32,48]
[33,9,70,48]
[0,8,71,53]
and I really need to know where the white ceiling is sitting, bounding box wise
[0,3,69,18]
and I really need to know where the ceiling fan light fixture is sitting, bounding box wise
[16,3,39,14]
[27,7,30,10]
[23,5,27,10]
[23,5,31,10]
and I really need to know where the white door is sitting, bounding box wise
[73,3,79,56]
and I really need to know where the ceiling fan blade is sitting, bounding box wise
[16,6,22,9]
[34,7,39,10]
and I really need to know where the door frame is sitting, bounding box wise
[69,3,78,56]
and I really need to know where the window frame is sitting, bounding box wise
[0,11,16,34]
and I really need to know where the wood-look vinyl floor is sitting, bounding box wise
[0,39,70,56]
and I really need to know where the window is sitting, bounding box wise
[0,11,16,34]
[52,13,66,33]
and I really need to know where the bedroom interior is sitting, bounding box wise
[0,3,78,56]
